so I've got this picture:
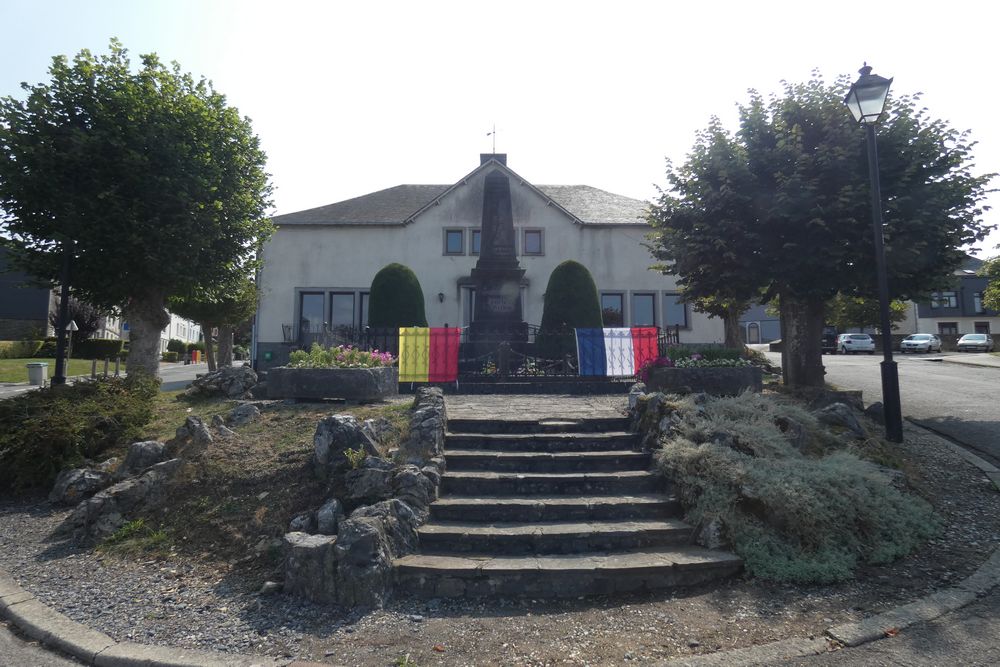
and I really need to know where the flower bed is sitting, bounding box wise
[268,344,398,401]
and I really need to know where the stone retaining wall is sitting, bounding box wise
[646,366,762,396]
[267,366,398,401]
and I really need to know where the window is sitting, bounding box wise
[299,292,324,334]
[975,322,991,334]
[330,292,355,330]
[974,292,984,313]
[632,293,656,327]
[930,291,958,309]
[359,292,370,328]
[938,322,959,335]
[469,229,481,255]
[523,229,544,255]
[601,293,624,326]
[444,228,464,255]
[664,293,688,328]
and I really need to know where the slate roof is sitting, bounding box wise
[272,181,650,227]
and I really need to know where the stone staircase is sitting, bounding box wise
[394,416,741,598]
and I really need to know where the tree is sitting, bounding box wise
[825,293,908,333]
[648,74,993,387]
[48,297,103,346]
[368,263,428,328]
[168,279,258,371]
[981,257,1000,312]
[0,41,272,378]
[539,260,603,330]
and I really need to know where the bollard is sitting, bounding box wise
[115,357,121,377]
[103,358,110,378]
[91,359,97,379]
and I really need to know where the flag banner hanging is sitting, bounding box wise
[398,327,461,382]
[575,327,659,377]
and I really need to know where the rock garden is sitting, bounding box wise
[0,368,998,666]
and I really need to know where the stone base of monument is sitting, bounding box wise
[267,366,399,401]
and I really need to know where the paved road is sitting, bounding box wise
[0,621,80,666]
[765,350,1000,466]
[776,586,1000,666]
[0,363,208,400]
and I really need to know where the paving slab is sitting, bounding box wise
[446,394,627,421]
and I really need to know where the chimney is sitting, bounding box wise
[480,153,507,166]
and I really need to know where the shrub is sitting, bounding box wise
[186,341,205,353]
[36,337,58,357]
[538,260,602,358]
[654,392,939,583]
[368,263,428,328]
[288,343,395,369]
[73,338,125,360]
[166,338,187,354]
[0,340,44,359]
[0,376,158,490]
[233,344,249,360]
[161,351,179,363]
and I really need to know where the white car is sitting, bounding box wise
[956,333,995,352]
[836,333,875,354]
[900,333,942,353]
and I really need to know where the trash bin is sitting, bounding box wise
[26,362,48,386]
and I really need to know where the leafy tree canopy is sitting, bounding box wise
[0,40,273,375]
[825,293,908,332]
[981,256,1000,312]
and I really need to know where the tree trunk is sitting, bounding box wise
[217,325,234,368]
[201,322,217,372]
[779,292,826,388]
[124,294,170,379]
[723,305,745,351]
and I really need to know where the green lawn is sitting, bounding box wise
[0,357,118,383]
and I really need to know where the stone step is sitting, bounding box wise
[418,518,692,554]
[444,449,651,473]
[429,494,681,522]
[445,431,638,452]
[394,547,743,598]
[440,470,661,496]
[448,417,631,434]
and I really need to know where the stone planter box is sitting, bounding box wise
[267,366,399,401]
[646,366,762,396]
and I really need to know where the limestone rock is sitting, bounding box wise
[316,498,343,535]
[289,511,316,533]
[864,401,886,425]
[211,414,226,428]
[283,532,337,604]
[60,459,183,544]
[396,387,446,465]
[815,402,867,439]
[185,365,259,399]
[313,414,381,478]
[48,468,112,506]
[628,382,646,410]
[392,465,435,515]
[120,441,169,477]
[695,517,728,550]
[175,416,213,451]
[362,416,395,445]
[334,516,393,608]
[420,465,441,489]
[344,465,394,507]
[228,403,261,427]
[774,415,808,450]
[350,498,421,557]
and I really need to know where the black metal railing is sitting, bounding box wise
[279,323,681,382]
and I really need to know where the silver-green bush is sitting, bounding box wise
[656,392,939,583]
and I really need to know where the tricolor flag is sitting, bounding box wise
[398,327,462,382]
[575,327,659,377]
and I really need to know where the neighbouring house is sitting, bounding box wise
[911,256,999,335]
[0,246,58,339]
[738,303,780,344]
[254,154,724,370]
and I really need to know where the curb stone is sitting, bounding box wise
[3,424,999,666]
[905,416,1000,491]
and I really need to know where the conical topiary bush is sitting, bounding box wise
[368,263,428,328]
[537,260,603,358]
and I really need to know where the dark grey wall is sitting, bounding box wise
[916,276,996,318]
[0,247,52,321]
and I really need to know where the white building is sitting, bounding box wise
[160,313,202,353]
[254,154,723,369]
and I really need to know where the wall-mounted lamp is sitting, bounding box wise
[437,292,445,303]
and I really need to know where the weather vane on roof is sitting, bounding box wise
[486,123,497,154]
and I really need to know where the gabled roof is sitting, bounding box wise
[271,158,650,227]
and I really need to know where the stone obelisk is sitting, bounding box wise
[469,169,527,341]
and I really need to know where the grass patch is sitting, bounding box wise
[98,518,171,556]
[654,391,939,584]
[0,357,106,383]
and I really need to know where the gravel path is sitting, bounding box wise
[1,421,998,666]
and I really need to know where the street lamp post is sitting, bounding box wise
[844,63,903,443]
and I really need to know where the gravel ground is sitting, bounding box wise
[1,420,998,666]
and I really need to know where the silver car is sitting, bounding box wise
[900,333,942,353]
[956,333,995,352]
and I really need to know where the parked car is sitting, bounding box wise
[835,333,875,354]
[900,333,943,353]
[821,326,839,354]
[956,333,995,352]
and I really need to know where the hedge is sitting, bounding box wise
[73,338,125,360]
[162,351,179,362]
[0,340,44,359]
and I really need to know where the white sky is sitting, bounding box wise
[2,0,998,257]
